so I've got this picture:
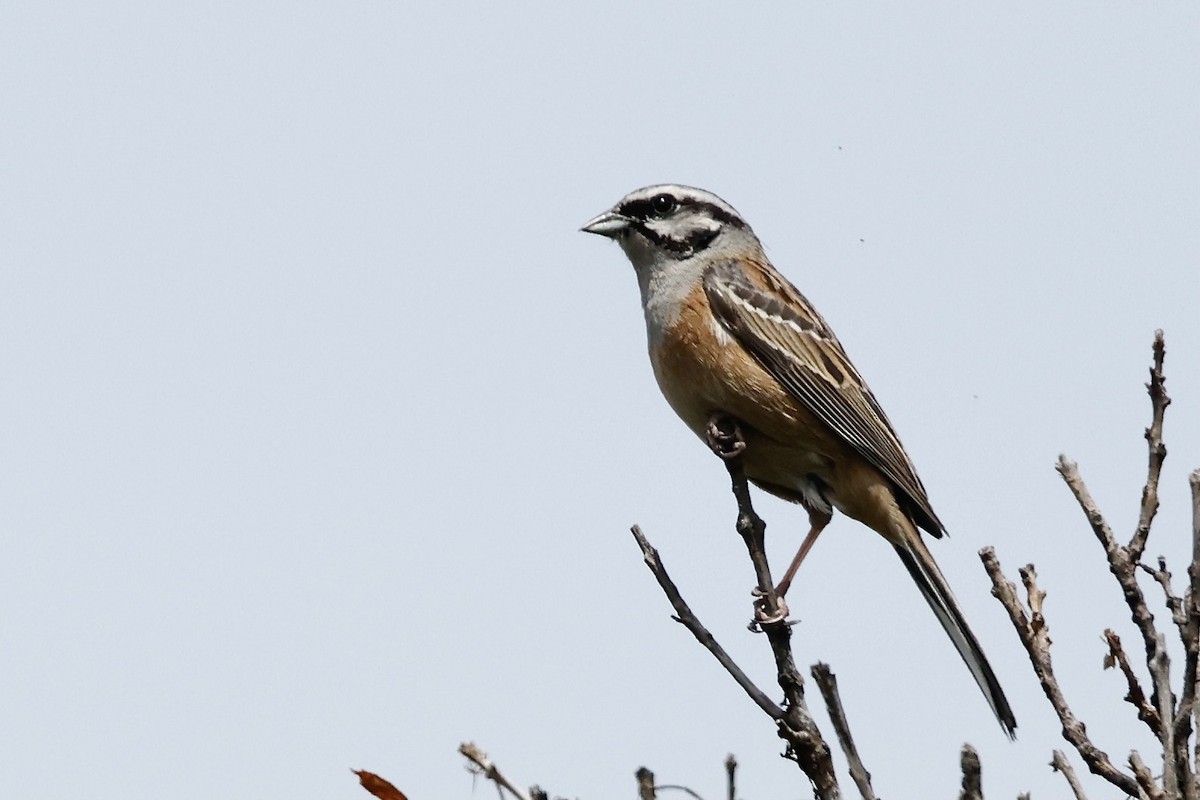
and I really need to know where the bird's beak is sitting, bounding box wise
[580,209,632,239]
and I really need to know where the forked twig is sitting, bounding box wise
[980,550,1139,796]
[982,333,1200,800]
[630,525,783,721]
[1104,628,1161,734]
[633,413,844,798]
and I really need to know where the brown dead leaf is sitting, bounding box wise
[353,768,408,800]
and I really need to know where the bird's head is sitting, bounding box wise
[581,184,761,272]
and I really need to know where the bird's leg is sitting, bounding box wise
[704,413,746,460]
[774,507,833,597]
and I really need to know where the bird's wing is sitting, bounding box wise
[703,260,944,536]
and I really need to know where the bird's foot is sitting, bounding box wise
[705,414,746,461]
[748,587,795,631]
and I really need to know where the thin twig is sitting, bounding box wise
[1138,558,1187,636]
[630,517,839,798]
[719,452,840,798]
[1130,330,1169,562]
[1103,628,1161,735]
[1049,750,1088,800]
[957,744,982,800]
[811,663,876,800]
[702,415,783,619]
[1057,456,1121,554]
[724,754,737,800]
[1057,456,1177,787]
[641,414,843,797]
[1057,458,1166,674]
[630,526,783,720]
[980,549,1139,796]
[1130,331,1186,799]
[459,743,533,800]
[657,784,707,800]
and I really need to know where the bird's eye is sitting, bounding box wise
[650,194,676,215]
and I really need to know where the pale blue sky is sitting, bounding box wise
[2,3,1199,798]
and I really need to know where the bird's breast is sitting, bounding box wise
[646,284,842,489]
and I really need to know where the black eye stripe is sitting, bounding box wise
[617,197,747,230]
[618,198,661,220]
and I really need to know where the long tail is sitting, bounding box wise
[894,537,1017,738]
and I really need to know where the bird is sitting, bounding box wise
[581,183,1017,737]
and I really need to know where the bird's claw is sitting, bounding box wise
[748,589,794,631]
[705,414,746,460]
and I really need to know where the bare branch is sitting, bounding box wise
[459,743,533,800]
[1049,751,1088,800]
[630,526,783,720]
[630,525,839,799]
[1103,628,1161,735]
[1057,457,1122,554]
[1178,469,1200,792]
[1139,557,1187,636]
[957,744,982,800]
[1130,751,1167,800]
[981,549,1139,795]
[1130,330,1169,561]
[710,416,841,798]
[631,414,844,797]
[1032,334,1200,799]
[724,755,737,800]
[657,785,706,800]
[812,663,876,800]
[1057,458,1177,778]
